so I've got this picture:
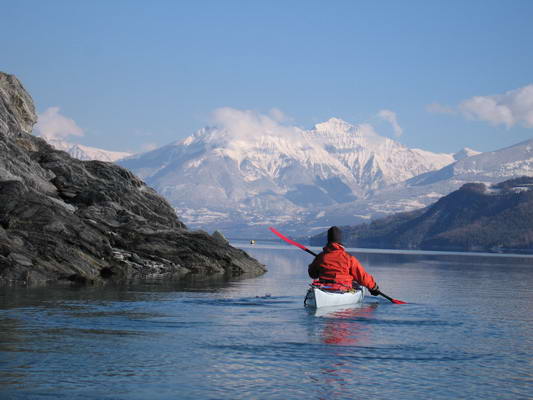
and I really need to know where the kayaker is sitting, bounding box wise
[308,226,380,295]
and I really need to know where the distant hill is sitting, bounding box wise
[309,176,533,253]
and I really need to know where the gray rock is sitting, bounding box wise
[0,71,266,286]
[8,252,33,267]
[212,230,229,245]
[0,73,36,136]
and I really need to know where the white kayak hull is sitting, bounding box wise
[304,286,364,309]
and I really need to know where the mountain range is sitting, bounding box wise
[118,118,462,237]
[49,116,532,239]
[309,138,533,236]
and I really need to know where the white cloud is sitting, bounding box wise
[426,103,456,114]
[459,84,533,128]
[268,108,289,122]
[377,109,403,137]
[140,142,158,152]
[211,107,302,141]
[34,107,84,140]
[358,123,380,137]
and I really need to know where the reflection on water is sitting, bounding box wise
[0,244,532,399]
[311,303,378,346]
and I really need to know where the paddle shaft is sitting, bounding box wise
[304,248,318,257]
[376,291,394,302]
[269,227,406,304]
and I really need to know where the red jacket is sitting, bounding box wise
[308,242,376,290]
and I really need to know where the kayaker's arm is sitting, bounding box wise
[308,254,322,279]
[348,254,378,291]
[368,283,380,296]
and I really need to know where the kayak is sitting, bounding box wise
[304,285,365,308]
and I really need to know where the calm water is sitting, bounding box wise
[1,243,532,399]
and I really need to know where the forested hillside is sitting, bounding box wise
[310,177,533,253]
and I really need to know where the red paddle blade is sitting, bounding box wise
[378,291,408,304]
[269,227,308,251]
[391,299,407,304]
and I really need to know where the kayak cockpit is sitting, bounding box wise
[304,284,365,309]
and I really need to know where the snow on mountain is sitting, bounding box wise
[307,118,454,191]
[121,123,356,211]
[408,138,533,187]
[119,115,456,235]
[45,139,132,162]
[453,147,481,161]
[305,138,533,236]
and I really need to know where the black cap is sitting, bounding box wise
[327,226,342,244]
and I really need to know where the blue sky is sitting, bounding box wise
[2,0,533,154]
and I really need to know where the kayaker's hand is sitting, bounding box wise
[369,284,380,296]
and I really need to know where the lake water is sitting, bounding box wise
[1,243,532,399]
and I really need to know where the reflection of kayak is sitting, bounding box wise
[304,285,364,309]
[311,302,373,318]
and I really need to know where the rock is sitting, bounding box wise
[212,230,229,245]
[0,73,36,136]
[8,253,33,267]
[0,71,266,286]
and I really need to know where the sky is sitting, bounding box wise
[2,0,533,154]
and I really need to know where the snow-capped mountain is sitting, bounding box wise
[307,118,454,191]
[408,139,533,187]
[305,138,533,236]
[45,139,132,162]
[119,117,454,235]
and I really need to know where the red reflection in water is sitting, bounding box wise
[317,303,378,346]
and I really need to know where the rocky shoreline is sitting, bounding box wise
[0,72,266,286]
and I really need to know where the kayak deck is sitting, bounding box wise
[304,285,364,309]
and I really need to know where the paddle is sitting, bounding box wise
[269,227,407,304]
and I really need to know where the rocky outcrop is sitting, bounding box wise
[0,72,266,285]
